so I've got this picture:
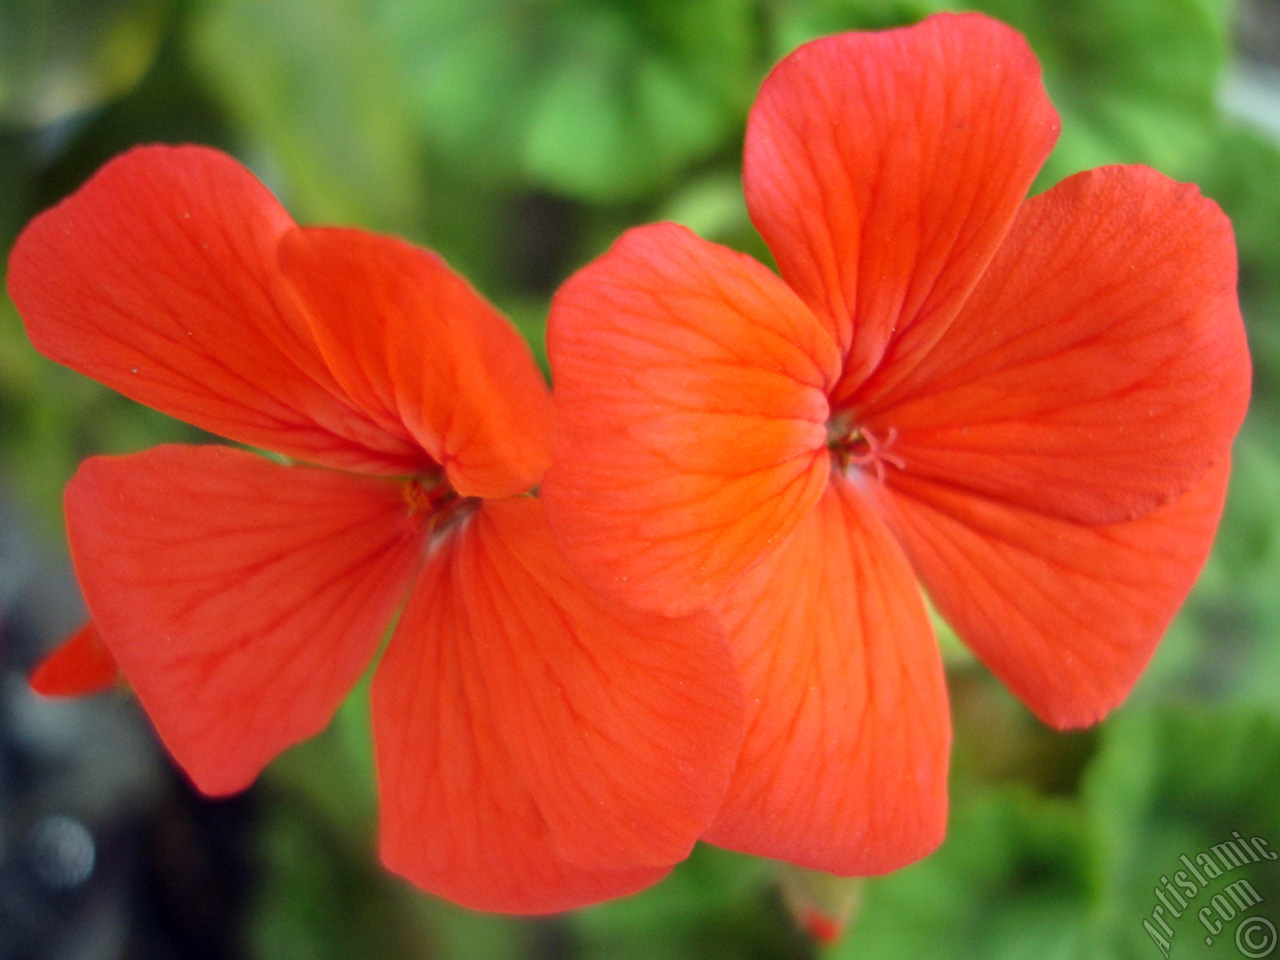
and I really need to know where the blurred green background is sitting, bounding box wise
[2,0,1278,958]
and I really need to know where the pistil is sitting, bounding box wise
[827,417,904,483]
[404,475,476,534]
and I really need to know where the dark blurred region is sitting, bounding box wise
[1,481,256,960]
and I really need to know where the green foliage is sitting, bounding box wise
[376,0,757,201]
[190,0,428,234]
[972,0,1232,183]
[0,0,170,126]
[0,297,197,531]
[817,705,1280,960]
[1084,708,1280,959]
[574,847,788,960]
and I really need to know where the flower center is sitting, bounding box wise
[403,474,476,535]
[827,415,904,483]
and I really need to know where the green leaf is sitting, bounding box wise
[190,0,427,233]
[766,0,947,57]
[829,785,1095,960]
[967,0,1232,182]
[1201,123,1280,401]
[0,297,197,532]
[573,845,789,960]
[1130,424,1280,716]
[1082,706,1280,959]
[0,0,169,126]
[764,0,1231,183]
[376,0,756,201]
[654,172,750,244]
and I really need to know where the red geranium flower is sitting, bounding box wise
[30,622,118,696]
[542,13,1251,875]
[7,145,746,913]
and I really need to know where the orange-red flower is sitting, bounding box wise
[542,13,1251,876]
[8,145,746,913]
[30,622,118,696]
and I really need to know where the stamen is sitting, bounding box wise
[828,422,904,483]
[404,475,454,515]
[403,475,475,536]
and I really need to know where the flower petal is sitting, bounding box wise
[276,228,553,498]
[7,145,423,473]
[704,479,950,875]
[373,498,744,913]
[30,622,119,697]
[744,13,1058,389]
[878,460,1231,728]
[65,445,423,795]
[543,222,839,617]
[864,166,1251,524]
